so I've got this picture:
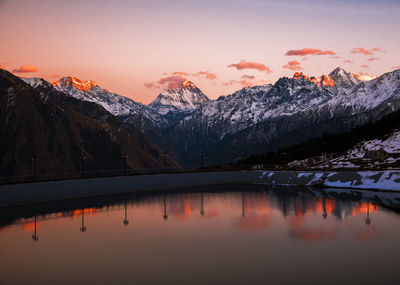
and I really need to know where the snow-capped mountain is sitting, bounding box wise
[21,77,49,88]
[52,76,167,128]
[149,79,210,115]
[163,67,400,164]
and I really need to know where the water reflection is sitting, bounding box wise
[0,186,397,243]
[1,185,400,284]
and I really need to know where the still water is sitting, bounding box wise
[1,184,400,285]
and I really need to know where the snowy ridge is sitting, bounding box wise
[149,80,209,115]
[52,76,167,127]
[21,77,48,88]
[179,68,400,140]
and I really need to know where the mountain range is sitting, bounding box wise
[3,66,400,174]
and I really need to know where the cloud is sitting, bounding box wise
[223,80,240,86]
[368,57,380,62]
[371,48,385,53]
[393,66,400,70]
[285,48,336,56]
[193,71,217,80]
[172,71,189,76]
[158,74,187,89]
[241,75,255,80]
[223,76,269,88]
[144,82,154,89]
[228,60,272,74]
[12,64,39,73]
[329,56,340,59]
[283,60,302,71]
[361,64,369,69]
[351,47,385,56]
[343,59,354,64]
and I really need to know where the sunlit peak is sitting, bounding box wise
[182,79,197,89]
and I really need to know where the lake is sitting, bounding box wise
[1,184,400,285]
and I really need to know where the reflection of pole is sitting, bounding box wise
[200,193,204,216]
[32,216,38,241]
[365,202,371,225]
[241,193,245,217]
[322,196,327,219]
[163,194,168,220]
[80,211,87,232]
[282,195,287,217]
[123,201,129,226]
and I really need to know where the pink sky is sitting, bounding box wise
[1,0,399,103]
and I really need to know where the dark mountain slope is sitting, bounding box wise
[239,108,400,166]
[0,69,178,177]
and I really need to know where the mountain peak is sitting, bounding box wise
[329,67,361,88]
[293,72,335,87]
[182,79,198,89]
[53,76,99,91]
[149,82,209,115]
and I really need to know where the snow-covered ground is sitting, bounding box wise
[259,170,400,191]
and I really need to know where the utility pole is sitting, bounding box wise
[163,152,166,170]
[123,153,128,175]
[200,152,203,169]
[80,153,84,179]
[32,156,37,180]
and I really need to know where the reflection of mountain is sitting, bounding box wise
[0,186,399,238]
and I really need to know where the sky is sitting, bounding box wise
[1,0,400,103]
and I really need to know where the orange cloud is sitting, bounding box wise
[285,48,336,56]
[228,60,272,74]
[361,64,369,69]
[343,59,354,63]
[12,64,39,73]
[352,47,373,55]
[368,57,380,62]
[283,60,302,71]
[352,47,384,56]
[193,71,217,80]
